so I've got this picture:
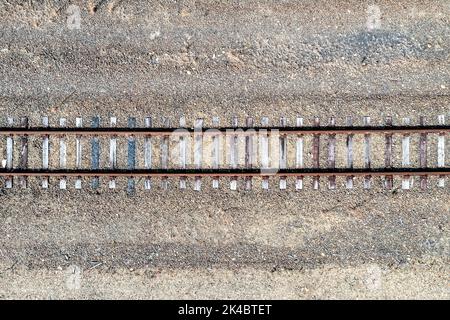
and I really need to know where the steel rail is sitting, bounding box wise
[0,125,449,136]
[0,168,449,177]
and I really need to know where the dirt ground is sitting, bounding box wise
[0,0,449,299]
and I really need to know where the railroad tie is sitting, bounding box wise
[0,115,448,192]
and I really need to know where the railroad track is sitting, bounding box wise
[1,115,448,192]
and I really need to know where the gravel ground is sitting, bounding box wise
[0,0,449,299]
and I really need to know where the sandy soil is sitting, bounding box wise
[0,0,448,299]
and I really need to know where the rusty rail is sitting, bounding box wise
[0,168,449,177]
[0,125,449,136]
